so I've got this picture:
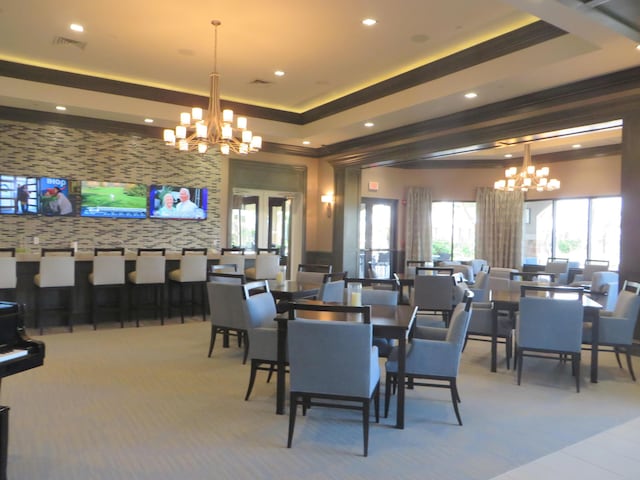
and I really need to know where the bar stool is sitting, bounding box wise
[0,248,17,302]
[128,248,166,327]
[89,248,126,329]
[168,248,208,323]
[34,248,75,335]
[220,247,245,273]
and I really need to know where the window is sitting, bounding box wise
[431,201,475,261]
[524,196,620,269]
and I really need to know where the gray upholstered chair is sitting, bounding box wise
[412,268,456,328]
[465,301,514,369]
[469,270,490,302]
[570,259,610,287]
[89,247,126,329]
[287,315,380,457]
[243,281,280,401]
[296,264,332,285]
[384,291,473,425]
[128,248,166,326]
[168,248,208,323]
[34,248,76,334]
[544,257,570,284]
[361,288,399,358]
[245,252,280,280]
[206,276,248,361]
[0,248,17,302]
[516,286,584,392]
[317,272,347,302]
[582,284,640,381]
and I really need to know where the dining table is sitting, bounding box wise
[266,279,321,312]
[490,289,603,382]
[274,302,417,429]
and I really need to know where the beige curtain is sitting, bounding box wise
[475,187,524,268]
[405,187,432,262]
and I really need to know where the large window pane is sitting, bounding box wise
[452,202,476,260]
[524,200,553,264]
[554,199,588,263]
[432,202,453,261]
[590,197,621,270]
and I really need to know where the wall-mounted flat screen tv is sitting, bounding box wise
[38,177,75,216]
[0,174,38,215]
[80,181,147,218]
[149,185,207,220]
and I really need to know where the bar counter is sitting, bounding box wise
[10,250,256,329]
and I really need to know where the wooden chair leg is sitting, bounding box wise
[625,349,636,381]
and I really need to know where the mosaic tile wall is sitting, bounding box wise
[0,119,222,252]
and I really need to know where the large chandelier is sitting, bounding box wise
[163,20,262,155]
[494,143,560,191]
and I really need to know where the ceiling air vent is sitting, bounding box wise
[52,36,87,50]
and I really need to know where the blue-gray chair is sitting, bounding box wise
[287,313,380,457]
[516,286,584,392]
[243,281,280,401]
[361,288,399,358]
[317,272,347,302]
[465,300,514,369]
[582,282,640,381]
[384,291,473,425]
[206,275,247,361]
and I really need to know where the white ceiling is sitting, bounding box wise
[0,0,637,156]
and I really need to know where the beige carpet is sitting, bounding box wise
[3,317,639,480]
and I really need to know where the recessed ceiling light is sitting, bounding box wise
[364,122,374,128]
[302,140,310,145]
[572,144,581,148]
[504,153,513,158]
[70,23,84,33]
[362,18,377,26]
[274,70,285,77]
[144,118,154,123]
[55,106,67,111]
[464,92,478,99]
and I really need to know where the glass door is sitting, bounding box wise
[358,198,397,278]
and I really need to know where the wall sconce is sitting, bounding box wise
[321,193,333,218]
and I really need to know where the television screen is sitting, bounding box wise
[38,177,75,216]
[0,174,38,215]
[80,181,147,218]
[149,185,207,220]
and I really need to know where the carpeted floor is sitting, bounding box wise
[2,317,639,479]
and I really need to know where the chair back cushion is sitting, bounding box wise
[445,301,473,349]
[254,254,280,280]
[0,258,17,289]
[207,282,248,329]
[36,256,75,287]
[91,255,125,285]
[613,291,640,320]
[361,288,398,306]
[545,260,569,274]
[175,255,207,282]
[318,280,346,303]
[288,319,378,397]
[131,256,166,284]
[296,271,326,285]
[517,297,583,352]
[413,275,454,311]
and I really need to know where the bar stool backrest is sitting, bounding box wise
[0,248,17,289]
[91,248,125,286]
[38,248,75,287]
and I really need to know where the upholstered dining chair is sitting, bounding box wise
[0,248,17,302]
[317,272,348,302]
[516,286,584,392]
[570,259,610,287]
[412,267,456,328]
[296,264,333,286]
[128,248,166,326]
[89,247,126,329]
[384,291,473,426]
[287,305,379,456]
[465,300,514,369]
[243,281,281,401]
[206,274,247,361]
[34,248,76,334]
[168,247,208,323]
[544,257,570,284]
[582,283,640,381]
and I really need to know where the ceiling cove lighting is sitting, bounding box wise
[494,143,560,192]
[163,20,261,155]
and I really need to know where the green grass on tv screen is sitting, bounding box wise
[82,183,147,208]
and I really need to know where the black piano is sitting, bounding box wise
[0,302,45,480]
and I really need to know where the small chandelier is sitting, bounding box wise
[494,143,560,191]
[163,20,262,155]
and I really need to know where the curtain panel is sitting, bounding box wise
[405,187,432,262]
[475,188,524,268]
